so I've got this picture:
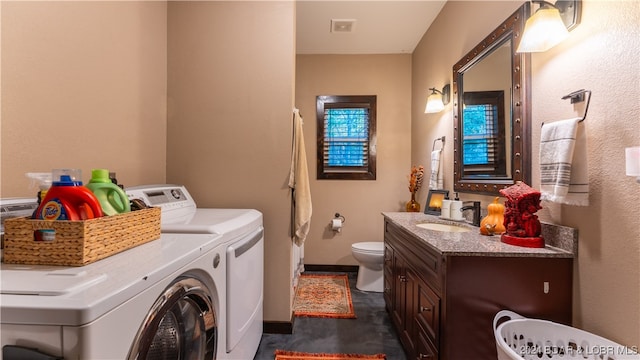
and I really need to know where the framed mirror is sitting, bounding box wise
[453,3,531,196]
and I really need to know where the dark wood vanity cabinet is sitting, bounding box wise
[384,219,573,360]
[385,219,443,359]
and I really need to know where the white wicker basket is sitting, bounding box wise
[494,310,640,360]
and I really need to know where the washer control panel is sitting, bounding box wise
[126,185,196,213]
[1,199,38,235]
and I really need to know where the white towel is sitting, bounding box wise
[540,117,589,206]
[288,109,312,245]
[429,149,443,190]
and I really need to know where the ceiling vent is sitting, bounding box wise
[331,19,356,33]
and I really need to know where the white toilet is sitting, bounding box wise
[351,242,385,292]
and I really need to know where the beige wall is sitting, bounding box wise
[1,1,167,194]
[166,1,295,322]
[295,54,412,265]
[1,1,296,324]
[413,0,640,348]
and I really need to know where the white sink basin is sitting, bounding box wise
[416,223,471,233]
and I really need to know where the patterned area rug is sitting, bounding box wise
[275,350,386,360]
[293,274,356,318]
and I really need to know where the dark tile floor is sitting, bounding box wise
[253,271,407,360]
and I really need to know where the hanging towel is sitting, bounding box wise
[540,117,589,206]
[288,109,312,246]
[429,149,444,190]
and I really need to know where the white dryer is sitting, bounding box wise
[125,185,264,360]
[1,198,228,359]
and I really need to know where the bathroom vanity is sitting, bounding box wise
[382,212,576,360]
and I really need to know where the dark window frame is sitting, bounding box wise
[316,95,377,180]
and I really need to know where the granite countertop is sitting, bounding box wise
[382,212,576,258]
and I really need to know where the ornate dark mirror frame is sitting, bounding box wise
[452,3,531,196]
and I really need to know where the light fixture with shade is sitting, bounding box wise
[517,0,582,53]
[425,84,450,114]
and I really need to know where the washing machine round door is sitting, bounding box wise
[128,277,217,360]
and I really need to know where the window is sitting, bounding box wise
[462,91,506,176]
[316,95,376,180]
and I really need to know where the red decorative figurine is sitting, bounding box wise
[499,181,544,248]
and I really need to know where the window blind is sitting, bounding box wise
[323,107,369,172]
[463,104,499,170]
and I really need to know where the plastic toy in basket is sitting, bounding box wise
[494,310,640,360]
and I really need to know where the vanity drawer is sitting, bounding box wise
[416,279,440,346]
[416,326,438,360]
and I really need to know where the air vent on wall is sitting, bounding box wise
[331,19,356,33]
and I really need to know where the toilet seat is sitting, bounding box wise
[352,242,384,254]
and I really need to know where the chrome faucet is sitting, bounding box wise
[461,201,481,227]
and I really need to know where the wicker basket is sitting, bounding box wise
[3,207,161,266]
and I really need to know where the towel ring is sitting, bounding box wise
[432,136,445,151]
[561,89,591,122]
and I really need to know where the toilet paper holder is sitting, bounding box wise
[332,213,346,233]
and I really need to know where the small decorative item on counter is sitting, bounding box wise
[86,169,131,216]
[406,165,424,212]
[440,193,451,218]
[33,169,103,221]
[480,197,506,236]
[449,192,463,221]
[499,181,544,248]
[406,192,420,212]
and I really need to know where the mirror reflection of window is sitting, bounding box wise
[463,104,497,165]
[462,91,507,177]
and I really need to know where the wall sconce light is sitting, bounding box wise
[517,0,582,53]
[424,84,450,114]
[626,146,640,183]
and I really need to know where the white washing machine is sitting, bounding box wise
[0,198,228,360]
[125,185,264,360]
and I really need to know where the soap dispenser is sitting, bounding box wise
[450,192,464,221]
[440,193,451,219]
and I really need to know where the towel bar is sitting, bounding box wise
[432,136,445,151]
[561,89,591,122]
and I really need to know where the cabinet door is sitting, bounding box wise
[391,252,402,330]
[392,255,407,333]
[404,266,421,354]
[383,243,394,312]
[391,253,417,356]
